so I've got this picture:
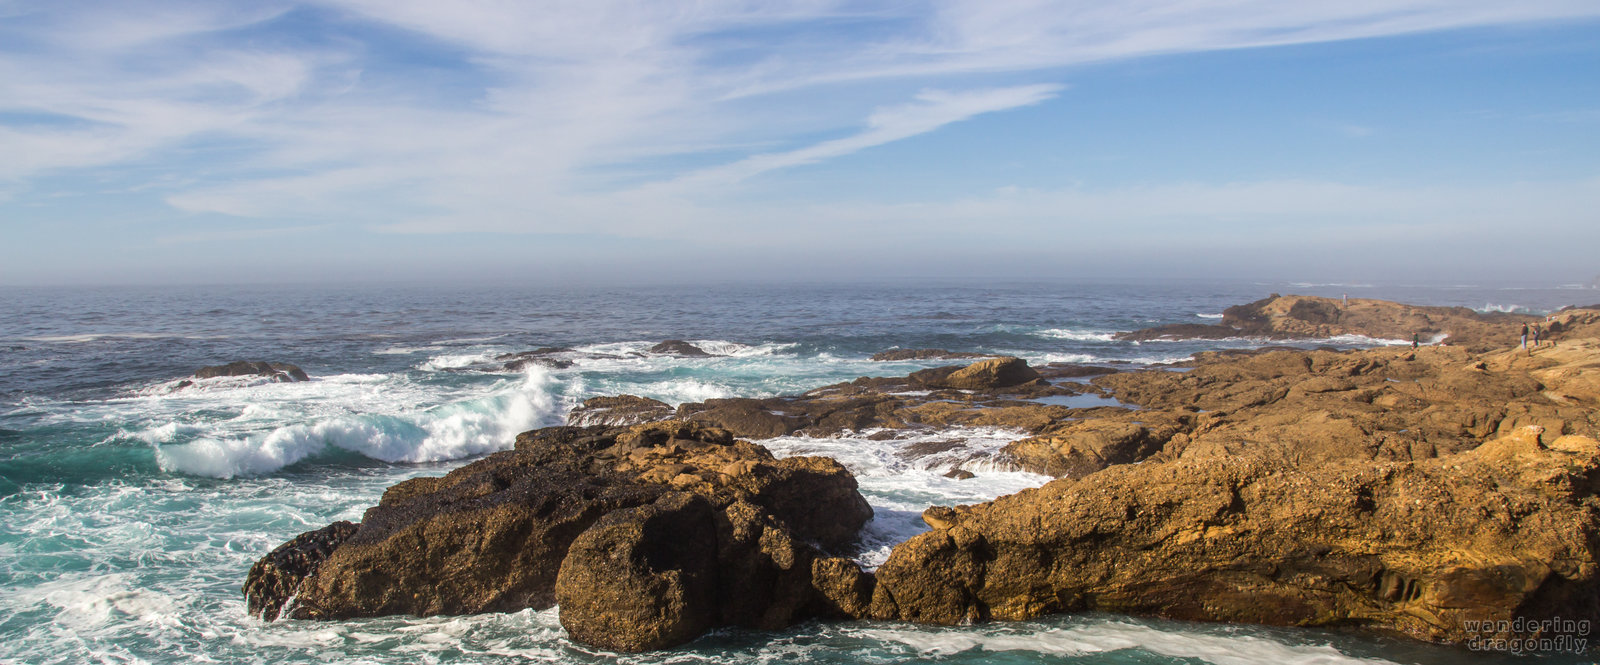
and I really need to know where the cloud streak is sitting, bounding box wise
[0,0,1597,283]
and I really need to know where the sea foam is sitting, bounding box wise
[152,367,559,478]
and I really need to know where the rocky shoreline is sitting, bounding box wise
[245,295,1600,653]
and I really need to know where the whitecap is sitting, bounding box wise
[153,368,559,478]
[854,619,1399,665]
[1033,328,1118,342]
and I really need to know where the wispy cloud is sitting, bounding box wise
[1,0,1597,248]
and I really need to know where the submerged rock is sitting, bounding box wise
[245,420,873,652]
[649,340,716,357]
[496,348,576,371]
[193,360,309,382]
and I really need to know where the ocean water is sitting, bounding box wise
[0,280,1593,665]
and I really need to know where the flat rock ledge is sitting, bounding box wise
[245,420,873,652]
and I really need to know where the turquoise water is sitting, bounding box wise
[0,281,1593,664]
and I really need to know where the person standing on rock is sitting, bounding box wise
[1533,325,1542,348]
[1521,323,1530,350]
[1412,333,1419,349]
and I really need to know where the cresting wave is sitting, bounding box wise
[146,367,560,478]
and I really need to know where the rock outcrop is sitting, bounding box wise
[1117,294,1538,350]
[867,427,1600,645]
[245,420,873,652]
[193,360,309,382]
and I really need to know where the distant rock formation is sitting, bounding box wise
[1116,294,1537,350]
[192,361,308,383]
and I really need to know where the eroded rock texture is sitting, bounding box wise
[245,421,872,652]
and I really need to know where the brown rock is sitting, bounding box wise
[870,427,1600,645]
[244,420,874,652]
[567,395,674,427]
[554,492,719,652]
[910,357,1043,391]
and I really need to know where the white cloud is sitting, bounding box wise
[1,0,1598,249]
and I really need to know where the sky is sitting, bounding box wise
[1,1,1598,286]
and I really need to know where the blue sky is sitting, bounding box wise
[1,1,1597,285]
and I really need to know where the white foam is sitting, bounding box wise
[418,350,501,371]
[372,346,428,355]
[1034,328,1118,342]
[1032,352,1097,364]
[688,340,799,357]
[854,619,1399,665]
[760,427,1050,568]
[152,368,559,478]
[1197,312,1224,319]
[1476,303,1525,314]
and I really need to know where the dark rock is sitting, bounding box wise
[245,420,873,653]
[677,398,802,439]
[497,348,577,371]
[568,395,674,427]
[194,361,309,382]
[650,340,715,357]
[243,521,358,621]
[942,469,976,480]
[870,349,993,362]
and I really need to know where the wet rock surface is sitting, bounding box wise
[649,340,716,357]
[245,420,873,652]
[193,360,309,382]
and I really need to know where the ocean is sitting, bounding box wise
[0,280,1593,665]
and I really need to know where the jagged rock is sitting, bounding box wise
[194,361,309,382]
[244,420,872,652]
[243,521,357,621]
[650,340,715,357]
[1001,420,1171,478]
[568,395,674,427]
[869,427,1600,646]
[943,469,976,480]
[870,349,993,361]
[909,357,1042,391]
